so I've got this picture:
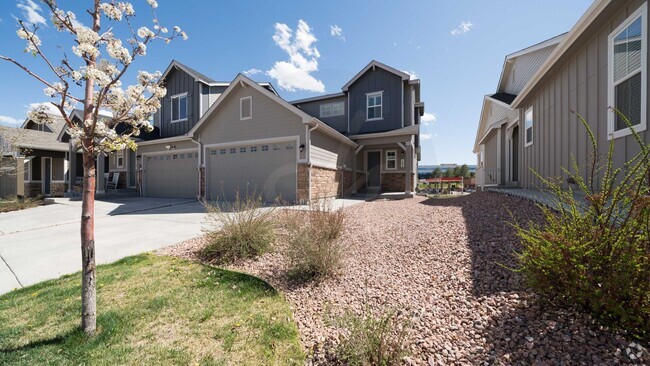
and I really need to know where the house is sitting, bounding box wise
[0,114,69,197]
[475,0,648,190]
[137,59,424,202]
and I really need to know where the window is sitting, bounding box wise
[187,153,192,158]
[273,145,280,150]
[608,4,647,138]
[179,154,185,159]
[251,146,257,152]
[366,92,383,121]
[172,154,178,160]
[320,102,345,117]
[211,149,217,155]
[385,150,397,170]
[230,148,236,154]
[116,150,124,168]
[220,149,226,155]
[240,96,252,120]
[261,145,269,151]
[524,107,533,147]
[240,147,247,153]
[171,93,187,122]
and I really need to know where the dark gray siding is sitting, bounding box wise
[156,68,200,138]
[294,95,347,133]
[520,0,648,189]
[348,68,404,135]
[403,84,413,126]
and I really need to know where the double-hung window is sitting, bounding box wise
[385,150,397,170]
[240,96,252,120]
[116,150,124,168]
[320,102,345,118]
[171,93,187,122]
[524,107,534,147]
[366,92,383,121]
[608,3,647,139]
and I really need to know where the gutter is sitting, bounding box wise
[189,135,202,200]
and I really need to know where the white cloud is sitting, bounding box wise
[0,115,21,127]
[330,25,345,41]
[421,112,437,125]
[403,70,418,80]
[267,20,325,93]
[17,0,46,26]
[450,21,473,36]
[243,68,262,76]
[421,133,432,140]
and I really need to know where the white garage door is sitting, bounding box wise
[145,151,198,198]
[207,140,297,203]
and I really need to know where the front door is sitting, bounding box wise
[367,151,381,188]
[43,158,51,195]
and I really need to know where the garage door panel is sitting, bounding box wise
[207,141,297,203]
[145,151,198,198]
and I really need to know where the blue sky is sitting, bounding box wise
[0,0,593,164]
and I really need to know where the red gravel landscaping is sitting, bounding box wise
[159,192,648,365]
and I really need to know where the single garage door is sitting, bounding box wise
[145,151,198,198]
[207,140,297,202]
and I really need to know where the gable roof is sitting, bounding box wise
[161,60,219,85]
[342,60,411,91]
[20,114,67,135]
[188,73,357,147]
[511,0,613,108]
[489,92,517,106]
[0,126,68,152]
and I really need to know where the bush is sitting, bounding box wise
[331,305,411,366]
[514,111,649,339]
[283,200,346,280]
[198,192,275,264]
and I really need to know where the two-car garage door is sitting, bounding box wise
[206,140,297,202]
[144,151,198,198]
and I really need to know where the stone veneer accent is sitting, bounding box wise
[24,182,67,197]
[297,164,309,203]
[310,166,353,200]
[381,172,406,192]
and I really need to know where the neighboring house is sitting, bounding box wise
[0,114,69,197]
[138,59,424,202]
[475,0,648,190]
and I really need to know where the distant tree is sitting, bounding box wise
[470,171,476,178]
[444,169,453,178]
[420,172,432,179]
[452,166,462,177]
[459,164,470,178]
[432,167,442,178]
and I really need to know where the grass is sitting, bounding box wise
[0,254,304,365]
[0,196,42,213]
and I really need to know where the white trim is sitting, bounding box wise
[524,106,534,147]
[42,157,52,195]
[137,135,192,146]
[116,149,124,168]
[496,128,502,185]
[291,92,346,104]
[385,149,397,170]
[240,96,252,120]
[170,92,188,123]
[607,2,647,140]
[366,91,383,122]
[342,60,410,91]
[319,101,345,118]
[349,125,419,140]
[401,84,404,128]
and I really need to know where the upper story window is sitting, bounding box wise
[171,93,187,122]
[608,3,647,139]
[320,101,345,118]
[525,107,533,147]
[116,150,124,168]
[240,96,252,120]
[385,150,397,170]
[366,91,383,121]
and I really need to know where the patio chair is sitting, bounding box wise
[106,172,120,190]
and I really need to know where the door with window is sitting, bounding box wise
[367,151,381,188]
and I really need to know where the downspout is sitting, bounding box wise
[307,121,319,202]
[189,134,202,201]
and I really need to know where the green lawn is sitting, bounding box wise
[0,254,303,366]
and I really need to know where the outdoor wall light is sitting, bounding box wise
[299,144,305,152]
[165,145,176,150]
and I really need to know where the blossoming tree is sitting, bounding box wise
[0,0,186,336]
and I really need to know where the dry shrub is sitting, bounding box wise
[283,200,346,280]
[198,192,275,264]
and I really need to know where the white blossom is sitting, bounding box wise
[27,104,54,125]
[117,2,135,16]
[76,26,100,45]
[72,43,100,58]
[180,31,188,40]
[16,28,41,54]
[147,0,158,8]
[106,38,132,64]
[99,3,122,21]
[135,42,147,56]
[173,26,181,33]
[71,71,83,82]
[137,26,154,39]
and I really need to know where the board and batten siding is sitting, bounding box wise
[504,46,558,95]
[155,67,201,138]
[348,67,404,135]
[520,0,649,189]
[196,84,307,162]
[294,96,348,133]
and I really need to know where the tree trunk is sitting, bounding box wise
[81,143,97,335]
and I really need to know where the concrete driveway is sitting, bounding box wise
[0,197,206,295]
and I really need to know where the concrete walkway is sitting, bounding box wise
[0,197,206,295]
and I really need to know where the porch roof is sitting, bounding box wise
[348,125,419,140]
[0,126,68,153]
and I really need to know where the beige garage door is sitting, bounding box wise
[207,141,297,203]
[145,151,198,198]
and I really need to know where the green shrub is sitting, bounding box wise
[198,192,275,264]
[514,111,649,339]
[331,305,411,366]
[283,200,346,280]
